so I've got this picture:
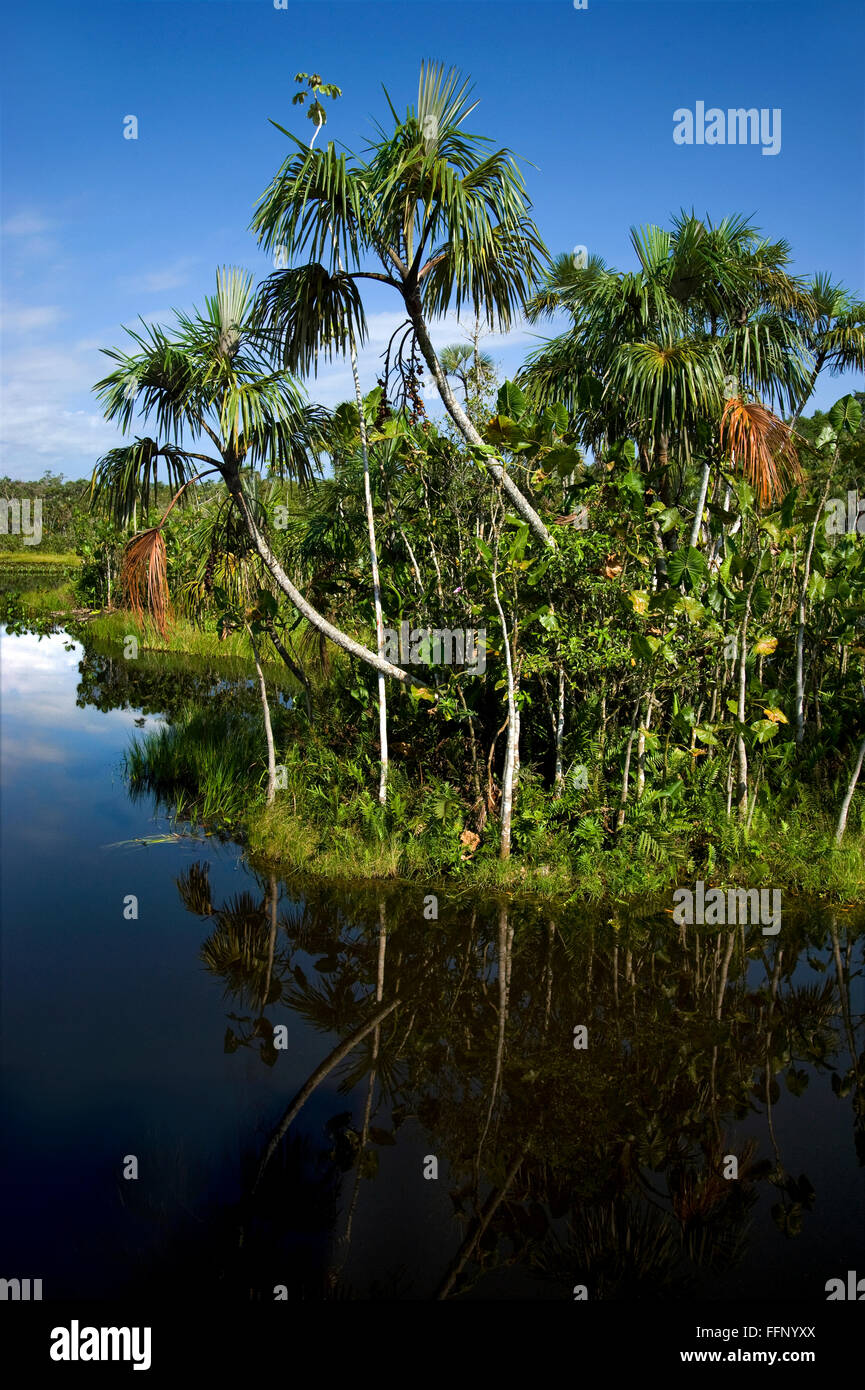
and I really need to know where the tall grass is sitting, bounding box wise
[126,706,270,828]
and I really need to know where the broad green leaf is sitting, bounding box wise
[667,545,709,589]
[694,725,719,746]
[677,595,706,622]
[496,380,526,419]
[751,718,779,743]
[545,446,582,476]
[829,394,862,434]
[631,632,660,660]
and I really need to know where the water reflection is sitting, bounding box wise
[1,628,862,1302]
[165,864,864,1300]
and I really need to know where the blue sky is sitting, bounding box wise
[1,0,863,481]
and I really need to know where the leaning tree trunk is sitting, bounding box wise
[835,734,865,846]
[223,465,417,686]
[407,301,554,550]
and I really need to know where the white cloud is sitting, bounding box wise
[2,303,65,333]
[0,342,123,477]
[117,259,196,294]
[305,308,534,408]
[1,212,52,237]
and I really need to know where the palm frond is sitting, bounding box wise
[254,263,368,376]
[122,526,172,637]
[720,397,801,506]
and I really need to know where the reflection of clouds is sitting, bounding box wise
[0,631,145,753]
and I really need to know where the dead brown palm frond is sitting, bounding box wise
[122,526,172,637]
[720,397,802,507]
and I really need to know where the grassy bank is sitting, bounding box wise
[1,581,288,673]
[6,587,864,906]
[0,551,81,566]
[84,609,286,668]
[126,701,865,907]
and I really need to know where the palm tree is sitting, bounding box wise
[789,275,865,426]
[251,62,554,548]
[90,267,418,688]
[520,213,813,511]
[439,341,496,410]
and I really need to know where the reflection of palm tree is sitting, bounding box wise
[189,863,288,1015]
[168,864,864,1298]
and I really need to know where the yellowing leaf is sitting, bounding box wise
[762,707,788,724]
[752,635,778,656]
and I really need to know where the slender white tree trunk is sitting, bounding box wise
[616,697,642,830]
[795,479,832,744]
[736,556,763,819]
[687,459,712,552]
[636,690,655,800]
[492,564,518,860]
[835,735,865,846]
[553,665,565,797]
[350,337,388,803]
[313,111,388,797]
[249,626,276,805]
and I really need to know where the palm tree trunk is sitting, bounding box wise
[407,304,554,549]
[835,735,865,846]
[223,467,417,686]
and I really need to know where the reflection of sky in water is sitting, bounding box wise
[0,628,863,1300]
[1,630,453,1298]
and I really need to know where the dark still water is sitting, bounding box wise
[1,628,863,1302]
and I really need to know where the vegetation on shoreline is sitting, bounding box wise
[3,64,864,905]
